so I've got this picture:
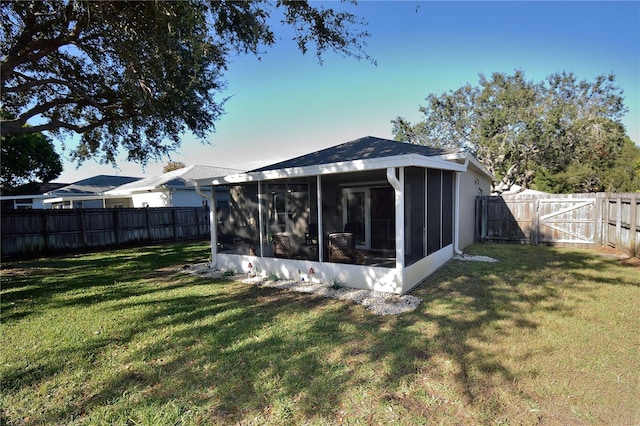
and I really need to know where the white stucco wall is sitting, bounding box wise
[130,191,169,207]
[170,189,208,207]
[457,168,492,249]
[216,254,405,294]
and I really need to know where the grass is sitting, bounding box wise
[1,242,638,425]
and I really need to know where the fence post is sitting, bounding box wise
[531,196,539,245]
[616,196,622,250]
[172,209,178,241]
[594,193,603,247]
[145,208,151,242]
[479,197,488,242]
[604,194,610,246]
[194,207,200,238]
[80,210,88,248]
[113,209,120,245]
[41,210,50,255]
[630,194,637,256]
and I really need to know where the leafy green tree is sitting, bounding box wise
[392,71,629,193]
[1,131,63,193]
[534,137,640,193]
[1,1,371,166]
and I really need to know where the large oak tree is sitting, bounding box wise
[392,71,632,193]
[1,1,371,165]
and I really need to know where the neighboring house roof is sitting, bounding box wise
[46,175,141,196]
[2,181,70,197]
[106,165,242,195]
[215,136,494,184]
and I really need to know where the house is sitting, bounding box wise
[0,182,68,210]
[42,175,141,209]
[204,136,495,295]
[104,165,242,208]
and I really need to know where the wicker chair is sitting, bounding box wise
[272,233,292,258]
[328,232,356,263]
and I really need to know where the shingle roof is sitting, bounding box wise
[47,175,141,195]
[106,165,242,194]
[250,136,455,172]
[5,181,70,196]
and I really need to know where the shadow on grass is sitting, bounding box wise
[1,243,636,424]
[0,242,212,322]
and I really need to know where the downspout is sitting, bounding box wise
[386,167,401,194]
[387,167,404,271]
[454,159,470,256]
[193,181,217,269]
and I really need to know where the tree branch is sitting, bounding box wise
[1,116,111,136]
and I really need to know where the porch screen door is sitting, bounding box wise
[342,188,370,249]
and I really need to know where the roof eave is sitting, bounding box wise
[212,154,468,185]
[440,152,497,182]
[42,194,132,203]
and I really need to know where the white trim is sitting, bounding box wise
[216,253,403,294]
[402,245,453,293]
[316,175,324,262]
[441,152,496,181]
[454,172,463,255]
[258,182,264,257]
[386,167,405,270]
[213,154,468,185]
[342,187,371,249]
[42,194,128,204]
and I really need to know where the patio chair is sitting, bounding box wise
[272,233,292,258]
[328,232,356,263]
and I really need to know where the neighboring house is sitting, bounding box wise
[42,175,141,209]
[0,182,68,210]
[104,165,242,208]
[204,136,495,295]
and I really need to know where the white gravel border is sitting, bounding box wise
[453,254,499,262]
[180,263,422,316]
[180,253,498,315]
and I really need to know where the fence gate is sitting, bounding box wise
[537,198,596,245]
[476,193,639,257]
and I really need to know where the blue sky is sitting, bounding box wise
[56,1,640,182]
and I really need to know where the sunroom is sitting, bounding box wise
[202,137,493,294]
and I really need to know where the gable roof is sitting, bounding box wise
[214,136,482,184]
[105,165,242,195]
[46,175,141,195]
[250,136,454,172]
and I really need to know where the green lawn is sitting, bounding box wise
[1,242,638,425]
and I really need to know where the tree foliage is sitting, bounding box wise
[1,0,371,165]
[1,130,63,193]
[392,71,633,193]
[163,161,187,173]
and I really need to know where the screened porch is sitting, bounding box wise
[215,166,454,270]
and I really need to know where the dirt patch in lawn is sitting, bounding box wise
[595,245,640,268]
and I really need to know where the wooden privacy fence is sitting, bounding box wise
[1,207,210,260]
[476,192,639,257]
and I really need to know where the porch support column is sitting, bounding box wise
[257,181,264,257]
[387,167,405,270]
[454,172,463,254]
[316,175,324,262]
[210,187,217,267]
[192,181,217,268]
